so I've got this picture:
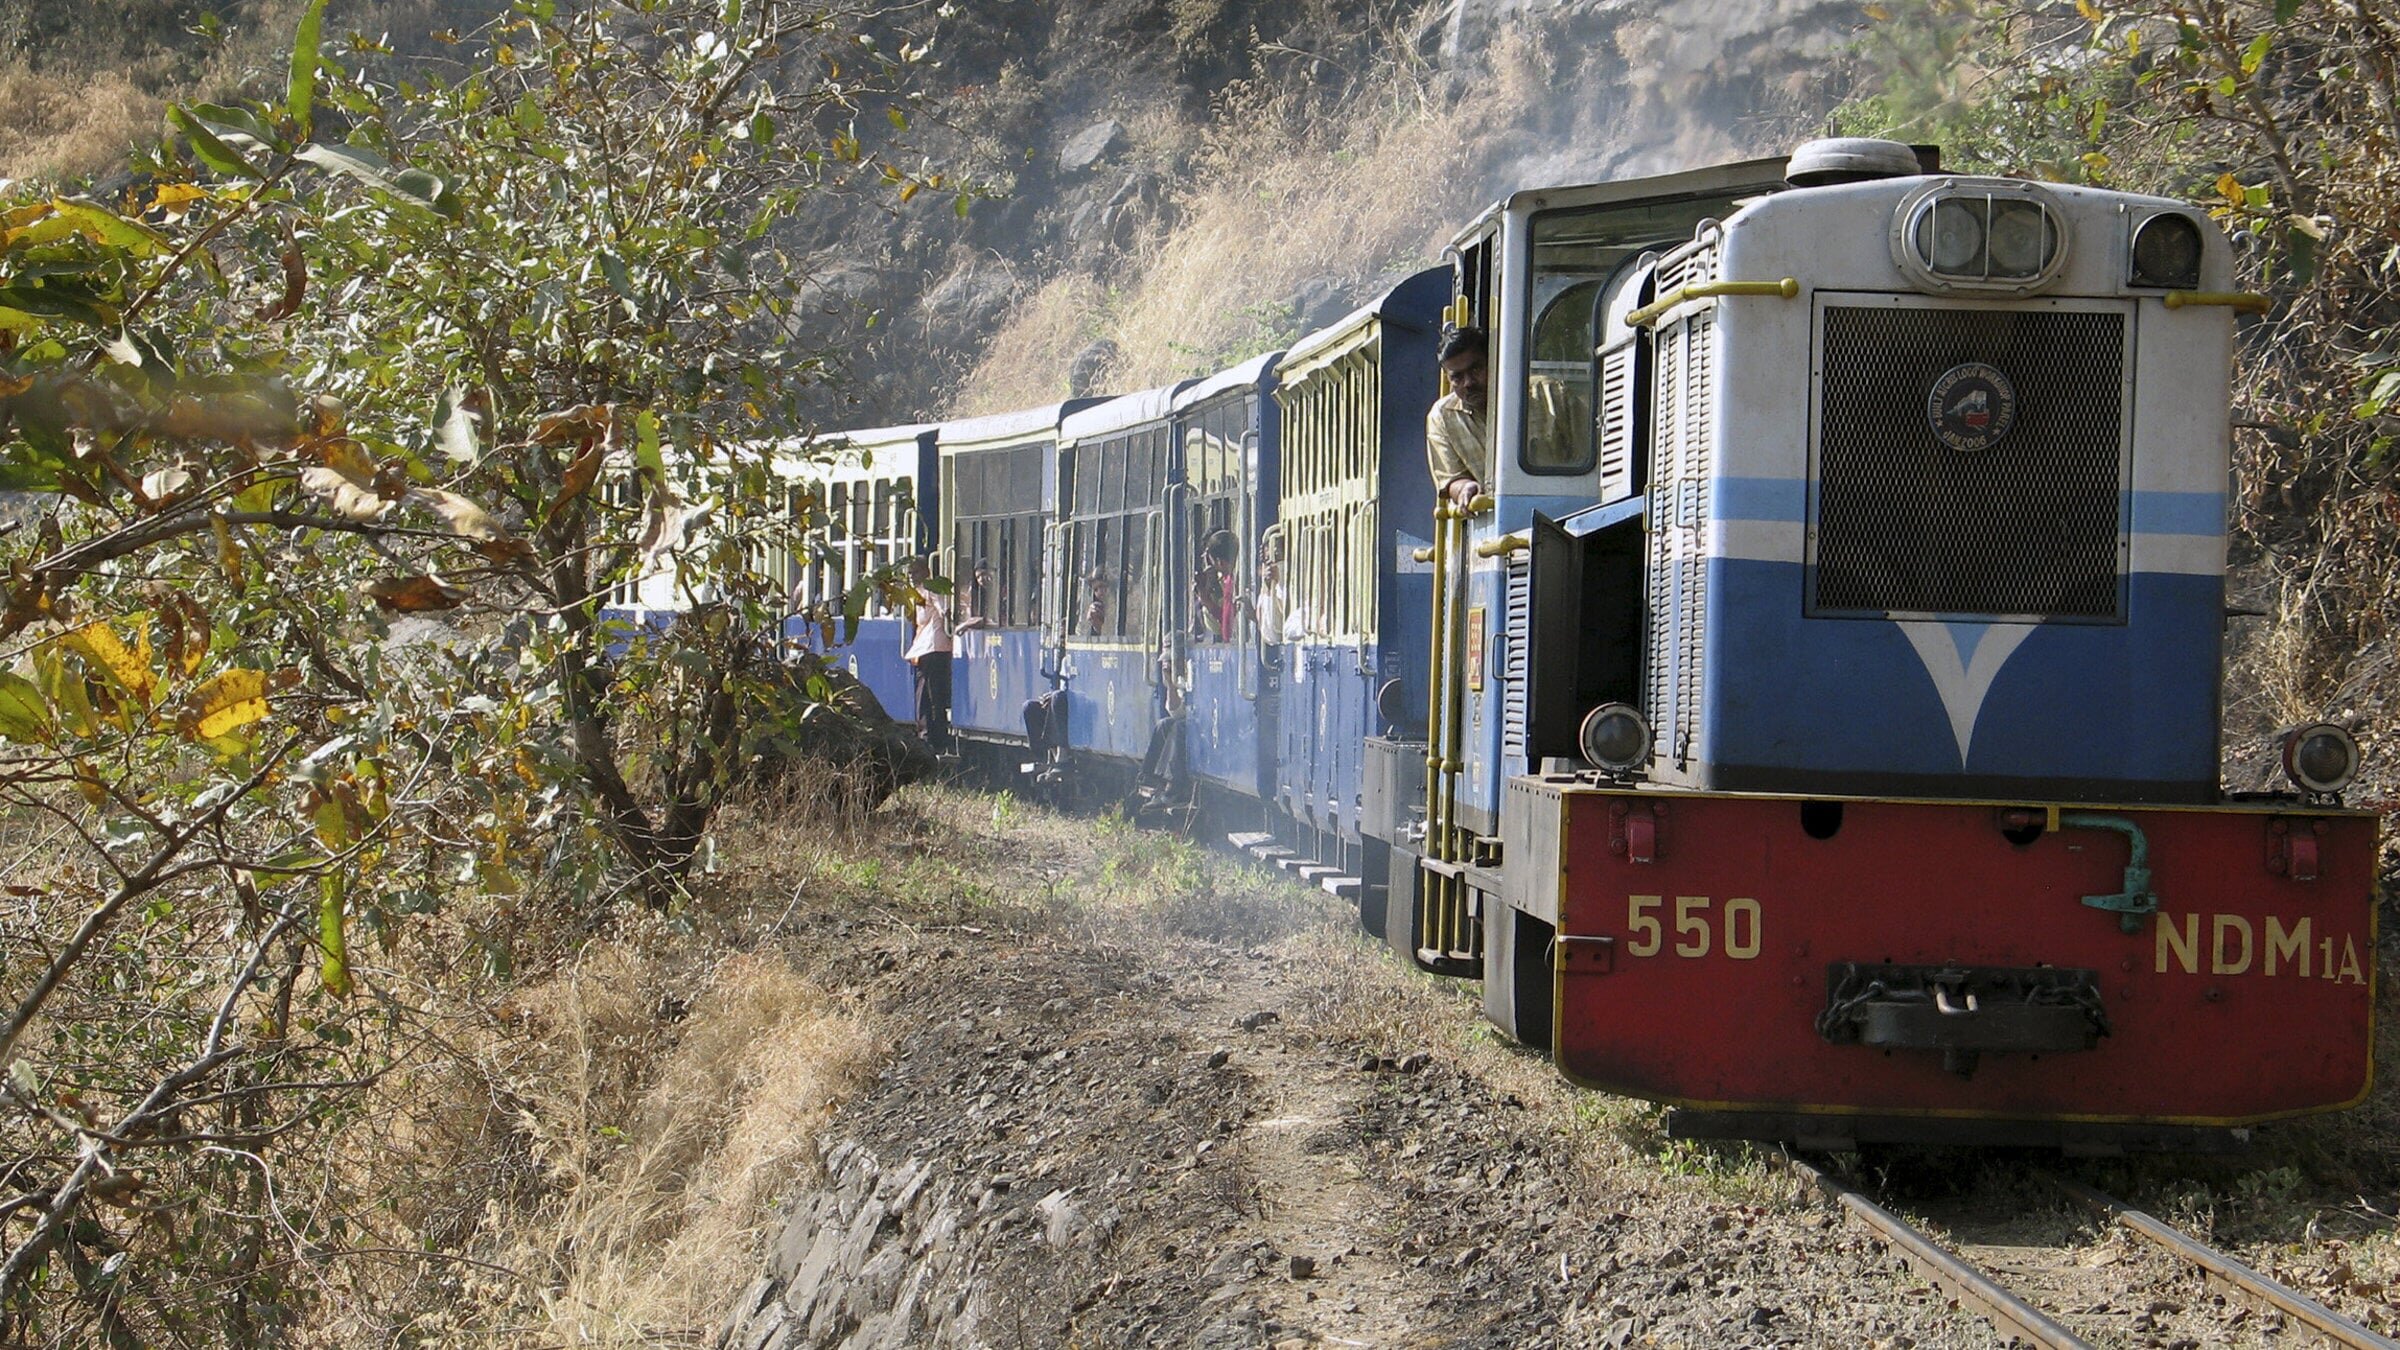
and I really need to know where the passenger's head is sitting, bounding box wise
[1205,529,1238,565]
[1439,325,1490,418]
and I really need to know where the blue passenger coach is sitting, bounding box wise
[1270,267,1448,892]
[1171,353,1282,814]
[939,401,1098,759]
[782,422,939,720]
[1055,385,1193,769]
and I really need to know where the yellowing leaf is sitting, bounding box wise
[211,513,247,596]
[405,487,504,541]
[150,183,212,220]
[2075,0,2103,19]
[2217,172,2245,204]
[179,668,271,741]
[0,670,51,743]
[61,619,157,708]
[319,873,351,996]
[71,760,106,808]
[300,464,390,521]
[1864,2,1890,18]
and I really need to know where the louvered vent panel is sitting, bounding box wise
[1503,555,1530,760]
[1597,339,1636,500]
[1647,303,1714,769]
[1815,305,2126,618]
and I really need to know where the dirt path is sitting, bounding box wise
[707,791,2400,1350]
[1183,956,1447,1349]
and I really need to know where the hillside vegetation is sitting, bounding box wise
[0,0,2393,1344]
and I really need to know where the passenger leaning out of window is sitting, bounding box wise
[1193,529,1240,641]
[1425,325,1585,506]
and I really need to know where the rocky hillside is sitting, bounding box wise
[802,0,1872,421]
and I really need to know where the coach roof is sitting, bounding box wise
[938,401,1094,454]
[1059,381,1193,444]
[1173,352,1281,411]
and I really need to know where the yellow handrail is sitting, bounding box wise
[1474,533,1529,559]
[1626,277,1800,329]
[2162,291,2270,313]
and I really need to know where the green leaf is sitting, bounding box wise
[296,143,461,218]
[168,105,267,181]
[2275,0,2302,21]
[392,167,462,219]
[188,103,279,155]
[2359,370,2400,417]
[2241,31,2271,76]
[289,0,329,139]
[598,250,636,301]
[887,106,908,130]
[634,410,663,475]
[0,670,51,743]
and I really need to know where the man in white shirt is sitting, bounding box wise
[904,558,953,753]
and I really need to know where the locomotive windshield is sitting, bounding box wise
[1519,191,1763,478]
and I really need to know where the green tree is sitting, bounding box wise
[0,0,949,1337]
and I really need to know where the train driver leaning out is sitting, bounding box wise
[1426,325,1584,505]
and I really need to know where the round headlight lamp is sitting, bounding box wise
[1579,702,1651,774]
[2281,722,2360,795]
[1919,197,1985,272]
[2130,213,2204,290]
[1986,199,2054,277]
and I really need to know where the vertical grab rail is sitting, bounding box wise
[1419,499,1454,964]
[1418,495,1489,965]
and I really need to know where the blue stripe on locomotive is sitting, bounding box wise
[1705,562,2222,791]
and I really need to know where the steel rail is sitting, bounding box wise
[1785,1157,2094,1350]
[2048,1175,2400,1350]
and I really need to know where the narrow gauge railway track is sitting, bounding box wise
[1789,1159,2396,1349]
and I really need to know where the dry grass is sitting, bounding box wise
[949,272,1113,415]
[0,68,161,184]
[462,945,878,1343]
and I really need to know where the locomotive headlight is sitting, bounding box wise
[1986,199,2054,277]
[1895,183,2068,292]
[2281,722,2360,796]
[1919,197,1985,272]
[1579,702,1651,774]
[2130,213,2205,289]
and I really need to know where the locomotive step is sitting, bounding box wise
[1226,832,1275,852]
[1318,875,1362,898]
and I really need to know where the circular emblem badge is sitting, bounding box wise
[1926,362,2017,453]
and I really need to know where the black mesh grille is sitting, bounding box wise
[1815,305,2125,618]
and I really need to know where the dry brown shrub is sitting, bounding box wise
[949,272,1111,415]
[441,942,879,1344]
[0,66,158,183]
